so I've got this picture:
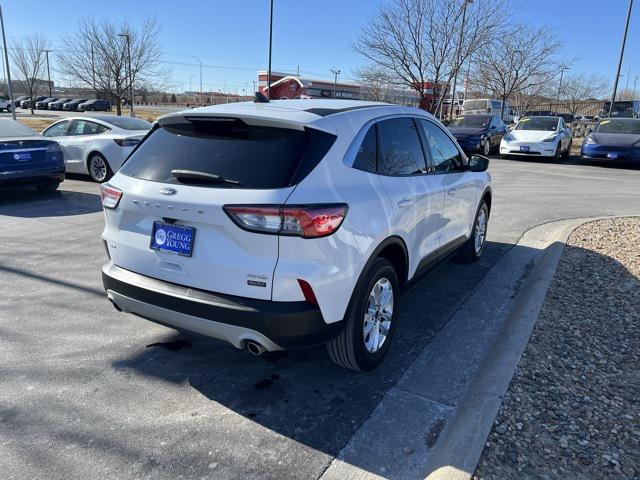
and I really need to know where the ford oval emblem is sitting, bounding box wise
[159,188,177,196]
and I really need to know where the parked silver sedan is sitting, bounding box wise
[42,115,152,182]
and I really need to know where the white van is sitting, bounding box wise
[463,98,513,123]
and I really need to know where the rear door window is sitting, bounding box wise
[419,120,466,173]
[120,117,335,189]
[377,117,427,176]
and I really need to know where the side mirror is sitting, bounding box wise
[469,154,490,172]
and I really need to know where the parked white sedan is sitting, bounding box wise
[500,116,572,159]
[42,115,152,182]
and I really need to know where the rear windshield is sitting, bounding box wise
[515,117,559,131]
[104,116,150,130]
[448,115,491,128]
[120,117,335,189]
[0,119,38,138]
[595,119,640,134]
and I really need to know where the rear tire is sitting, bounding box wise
[88,153,112,183]
[483,138,491,156]
[459,200,489,262]
[326,258,400,371]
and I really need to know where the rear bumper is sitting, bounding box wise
[102,262,342,350]
[0,171,64,188]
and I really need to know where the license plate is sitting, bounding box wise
[520,146,530,152]
[150,221,195,257]
[607,152,618,159]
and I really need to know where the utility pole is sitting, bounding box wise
[449,0,473,120]
[330,69,341,97]
[608,0,634,117]
[267,0,274,100]
[253,80,257,93]
[44,49,52,97]
[192,56,202,93]
[556,66,570,103]
[634,75,639,99]
[624,66,631,92]
[0,3,15,120]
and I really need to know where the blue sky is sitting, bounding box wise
[3,0,639,93]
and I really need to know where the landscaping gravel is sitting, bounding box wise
[474,217,640,479]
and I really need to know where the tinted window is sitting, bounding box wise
[43,120,70,137]
[352,126,377,173]
[448,115,491,128]
[103,116,151,130]
[120,118,335,189]
[68,120,109,135]
[515,117,559,131]
[595,119,640,134]
[419,120,465,173]
[377,117,426,176]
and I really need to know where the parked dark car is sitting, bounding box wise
[13,95,29,107]
[580,118,640,164]
[48,98,73,111]
[20,96,47,109]
[0,118,65,192]
[600,100,640,118]
[522,110,556,117]
[557,113,575,124]
[62,99,88,111]
[78,99,111,112]
[35,97,59,110]
[446,114,508,155]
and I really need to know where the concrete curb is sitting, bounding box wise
[320,217,601,480]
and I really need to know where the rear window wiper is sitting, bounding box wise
[171,169,242,186]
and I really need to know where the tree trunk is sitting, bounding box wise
[115,95,122,116]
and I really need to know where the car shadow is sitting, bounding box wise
[0,186,102,218]
[490,153,640,170]
[111,240,513,460]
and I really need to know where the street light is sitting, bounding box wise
[192,56,202,93]
[43,49,52,97]
[188,74,196,92]
[608,0,634,117]
[556,66,570,103]
[330,69,341,97]
[267,0,274,100]
[0,4,15,120]
[117,33,134,117]
[449,0,474,120]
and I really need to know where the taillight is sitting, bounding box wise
[100,183,122,209]
[113,138,140,147]
[224,204,348,238]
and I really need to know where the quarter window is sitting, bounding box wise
[352,125,377,173]
[419,120,465,173]
[377,117,426,176]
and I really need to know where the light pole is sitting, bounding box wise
[608,0,634,117]
[634,75,639,99]
[117,33,134,116]
[267,0,274,100]
[189,74,196,92]
[449,0,474,120]
[44,49,52,97]
[330,69,341,97]
[192,56,202,93]
[0,4,15,120]
[556,66,570,103]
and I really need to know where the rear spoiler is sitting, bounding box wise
[158,113,310,131]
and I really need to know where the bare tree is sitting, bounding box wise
[354,0,508,115]
[472,25,562,118]
[10,35,48,115]
[558,73,609,116]
[354,66,397,102]
[615,89,636,101]
[57,18,167,115]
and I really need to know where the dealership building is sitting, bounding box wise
[257,71,361,100]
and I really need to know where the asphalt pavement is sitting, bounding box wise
[1,157,639,479]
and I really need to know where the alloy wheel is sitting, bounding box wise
[363,278,393,353]
[475,208,487,254]
[90,156,107,182]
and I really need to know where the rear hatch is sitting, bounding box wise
[104,114,334,300]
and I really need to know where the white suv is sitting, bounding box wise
[101,99,492,371]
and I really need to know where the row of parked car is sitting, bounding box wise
[0,95,111,112]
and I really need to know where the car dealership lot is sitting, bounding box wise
[1,159,640,479]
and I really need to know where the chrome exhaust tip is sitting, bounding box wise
[246,341,266,356]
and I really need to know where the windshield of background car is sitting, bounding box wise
[105,117,152,130]
[448,116,490,128]
[515,117,559,132]
[120,117,336,189]
[595,119,640,135]
[463,100,488,111]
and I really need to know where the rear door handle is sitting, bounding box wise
[397,197,417,208]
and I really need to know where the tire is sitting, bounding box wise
[459,200,489,262]
[88,153,112,183]
[553,142,561,161]
[482,138,491,156]
[563,140,572,159]
[36,182,60,193]
[326,258,400,371]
